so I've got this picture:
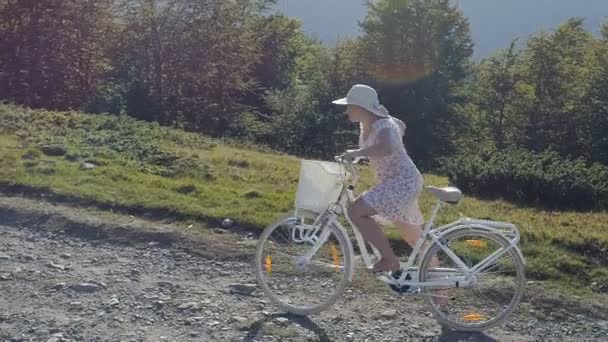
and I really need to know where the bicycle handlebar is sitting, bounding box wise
[334,155,360,187]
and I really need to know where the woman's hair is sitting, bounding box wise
[361,105,407,137]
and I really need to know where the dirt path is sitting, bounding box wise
[1,195,607,341]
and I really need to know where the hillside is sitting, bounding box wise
[1,104,607,289]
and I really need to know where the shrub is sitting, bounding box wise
[442,148,608,210]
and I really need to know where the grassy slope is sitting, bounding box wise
[0,104,607,288]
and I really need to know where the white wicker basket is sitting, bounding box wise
[294,160,346,214]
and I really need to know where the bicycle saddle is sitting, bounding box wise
[427,186,462,204]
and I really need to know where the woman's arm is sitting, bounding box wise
[344,128,398,159]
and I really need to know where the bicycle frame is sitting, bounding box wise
[295,160,525,289]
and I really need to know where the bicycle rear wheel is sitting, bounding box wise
[419,229,525,331]
[255,212,353,315]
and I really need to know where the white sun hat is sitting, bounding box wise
[332,84,389,118]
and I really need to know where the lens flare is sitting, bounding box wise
[371,63,434,85]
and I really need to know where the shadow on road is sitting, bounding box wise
[243,313,500,342]
[243,313,331,342]
[436,325,498,342]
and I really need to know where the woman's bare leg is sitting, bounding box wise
[396,221,447,305]
[396,221,441,266]
[348,198,399,272]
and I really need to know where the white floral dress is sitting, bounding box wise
[360,118,425,225]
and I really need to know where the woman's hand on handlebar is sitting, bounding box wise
[337,149,362,163]
[336,152,369,165]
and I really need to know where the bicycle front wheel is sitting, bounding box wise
[255,213,353,315]
[419,229,525,331]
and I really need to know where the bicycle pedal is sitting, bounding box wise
[388,282,420,295]
[385,269,419,295]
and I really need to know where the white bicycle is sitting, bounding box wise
[255,158,525,331]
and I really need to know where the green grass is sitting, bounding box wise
[1,104,607,289]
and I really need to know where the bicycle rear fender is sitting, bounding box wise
[430,218,526,266]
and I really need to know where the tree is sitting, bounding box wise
[248,15,303,92]
[473,40,523,149]
[551,18,595,157]
[329,38,370,97]
[237,33,355,158]
[0,0,117,110]
[359,0,474,168]
[519,19,594,155]
[586,22,608,164]
[520,32,562,152]
[116,0,272,134]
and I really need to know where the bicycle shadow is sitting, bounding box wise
[242,313,331,342]
[241,314,496,342]
[436,325,498,342]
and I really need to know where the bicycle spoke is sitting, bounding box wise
[420,230,524,330]
[257,217,350,314]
